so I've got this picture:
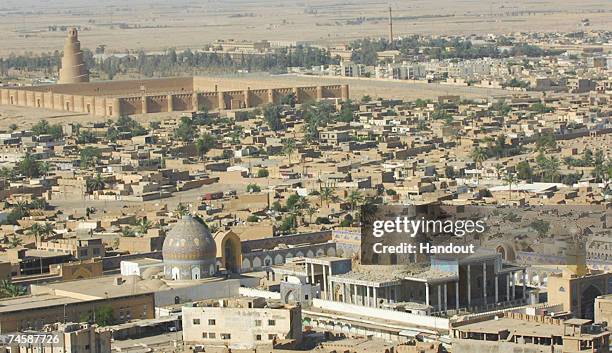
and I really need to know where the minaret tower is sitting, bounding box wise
[58,27,89,84]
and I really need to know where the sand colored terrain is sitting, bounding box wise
[0,0,610,56]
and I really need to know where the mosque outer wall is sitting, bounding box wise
[0,78,349,117]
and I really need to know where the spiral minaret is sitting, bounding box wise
[58,28,89,84]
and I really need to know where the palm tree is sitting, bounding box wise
[471,147,488,183]
[120,227,135,237]
[17,153,41,178]
[545,156,560,182]
[195,133,216,161]
[593,150,607,183]
[9,234,22,248]
[175,203,189,218]
[320,187,335,207]
[504,172,517,201]
[28,223,44,243]
[38,161,51,178]
[282,138,296,164]
[494,163,504,179]
[86,207,96,218]
[347,190,364,211]
[135,218,153,235]
[29,198,48,210]
[0,167,14,182]
[86,173,105,194]
[29,222,54,243]
[0,280,26,298]
[306,206,317,224]
[40,222,55,240]
[535,153,549,181]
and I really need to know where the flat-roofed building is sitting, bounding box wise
[451,312,610,353]
[1,322,110,353]
[182,296,302,349]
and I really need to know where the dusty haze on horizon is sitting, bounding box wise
[1,0,610,55]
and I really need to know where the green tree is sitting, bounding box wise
[175,203,189,218]
[116,116,147,136]
[257,169,269,178]
[135,218,153,235]
[93,306,115,326]
[347,190,364,211]
[306,205,317,224]
[279,214,297,233]
[320,186,335,207]
[536,133,556,152]
[0,166,15,182]
[530,220,550,237]
[86,173,105,193]
[282,138,296,163]
[195,133,216,160]
[338,100,355,122]
[470,147,488,183]
[175,116,196,141]
[280,92,296,106]
[38,161,51,177]
[31,120,63,140]
[592,150,607,182]
[80,147,101,168]
[77,130,97,144]
[263,104,284,131]
[545,156,560,182]
[120,227,135,237]
[530,102,553,114]
[285,194,301,210]
[16,153,41,178]
[504,172,517,200]
[0,280,26,298]
[246,183,261,193]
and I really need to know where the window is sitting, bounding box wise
[268,334,276,340]
[193,319,200,325]
[93,248,100,256]
[221,333,231,340]
[255,320,262,327]
[208,333,216,339]
[305,295,309,300]
[268,319,276,326]
[202,333,207,338]
[79,249,88,257]
[256,334,262,341]
[208,319,216,325]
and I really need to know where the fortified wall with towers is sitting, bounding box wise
[0,77,350,117]
[0,28,349,117]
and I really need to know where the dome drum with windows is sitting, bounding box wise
[162,215,217,280]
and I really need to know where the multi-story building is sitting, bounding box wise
[452,312,610,353]
[1,322,111,353]
[182,296,302,349]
